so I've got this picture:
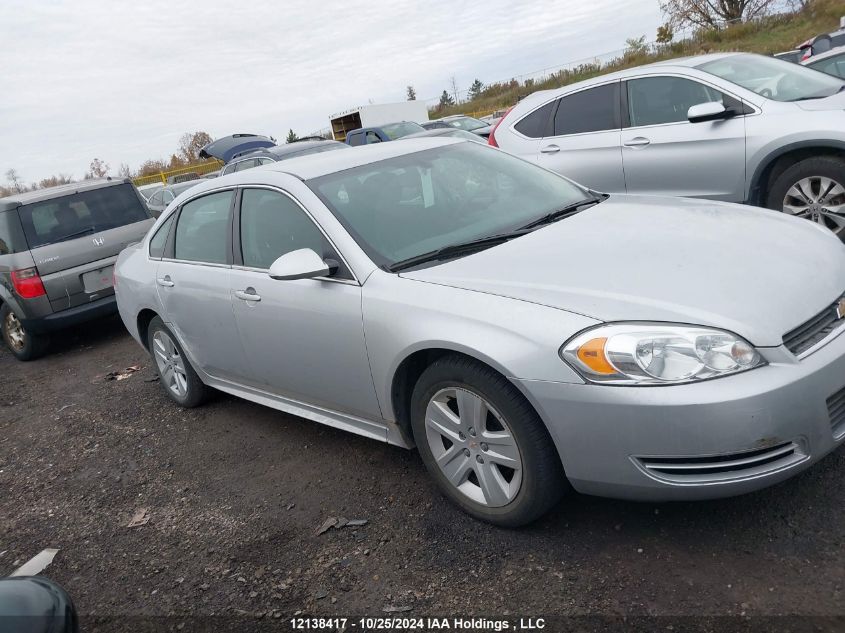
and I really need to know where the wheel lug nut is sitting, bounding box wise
[468,428,476,437]
[458,432,466,441]
[481,443,488,451]
[463,449,471,457]
[476,455,484,464]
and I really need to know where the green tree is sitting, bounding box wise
[438,90,455,109]
[656,23,674,43]
[406,85,417,100]
[285,129,300,144]
[467,78,484,100]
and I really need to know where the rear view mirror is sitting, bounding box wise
[268,248,330,281]
[688,101,729,123]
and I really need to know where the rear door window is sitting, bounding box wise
[173,191,234,265]
[552,82,620,136]
[17,183,150,248]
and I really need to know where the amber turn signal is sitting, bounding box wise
[575,337,617,375]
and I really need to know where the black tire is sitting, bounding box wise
[766,156,845,238]
[0,303,49,361]
[146,316,209,408]
[410,354,567,527]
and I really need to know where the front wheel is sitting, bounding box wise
[1,304,49,361]
[146,316,209,407]
[410,355,567,527]
[767,157,845,238]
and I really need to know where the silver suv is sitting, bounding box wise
[0,179,154,360]
[491,53,845,235]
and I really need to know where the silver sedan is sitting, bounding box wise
[115,138,845,526]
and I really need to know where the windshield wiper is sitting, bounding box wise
[518,194,607,230]
[41,226,96,246]
[387,229,533,272]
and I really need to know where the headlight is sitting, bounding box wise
[560,323,765,385]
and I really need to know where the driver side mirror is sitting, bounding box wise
[687,101,730,123]
[268,248,332,281]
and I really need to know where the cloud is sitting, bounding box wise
[0,0,661,182]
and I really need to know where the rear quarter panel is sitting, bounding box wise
[114,242,160,346]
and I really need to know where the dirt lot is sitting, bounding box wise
[1,316,844,632]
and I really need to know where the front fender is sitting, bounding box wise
[362,272,597,421]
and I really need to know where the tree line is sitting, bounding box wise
[0,131,214,197]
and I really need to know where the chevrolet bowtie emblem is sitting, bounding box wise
[837,298,845,320]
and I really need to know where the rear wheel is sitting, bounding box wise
[767,157,845,238]
[410,355,567,527]
[1,304,49,361]
[146,316,209,407]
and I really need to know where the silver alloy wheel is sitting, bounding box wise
[152,330,188,398]
[424,387,523,507]
[783,176,845,236]
[4,311,25,351]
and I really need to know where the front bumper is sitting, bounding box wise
[516,330,845,501]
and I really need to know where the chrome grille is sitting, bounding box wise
[783,295,845,356]
[635,441,806,484]
[827,385,845,439]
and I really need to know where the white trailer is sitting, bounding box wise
[329,101,430,141]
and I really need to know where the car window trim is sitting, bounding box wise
[147,211,177,260]
[162,186,237,266]
[622,72,757,130]
[550,79,622,138]
[233,184,359,286]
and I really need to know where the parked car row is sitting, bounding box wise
[3,51,845,527]
[490,52,845,235]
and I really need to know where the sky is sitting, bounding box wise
[0,0,663,184]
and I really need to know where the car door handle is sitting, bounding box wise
[234,288,261,302]
[540,144,560,154]
[623,137,651,148]
[156,276,174,287]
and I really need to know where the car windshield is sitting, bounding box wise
[18,183,150,248]
[170,181,200,196]
[381,121,426,140]
[697,54,844,101]
[309,142,592,269]
[445,116,487,131]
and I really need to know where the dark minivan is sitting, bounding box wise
[0,178,155,360]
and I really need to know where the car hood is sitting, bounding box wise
[401,195,845,347]
[794,88,845,111]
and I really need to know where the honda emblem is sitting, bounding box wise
[93,237,104,246]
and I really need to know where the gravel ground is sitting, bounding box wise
[1,316,844,632]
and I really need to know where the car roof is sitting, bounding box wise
[0,178,129,210]
[512,52,745,107]
[803,45,845,64]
